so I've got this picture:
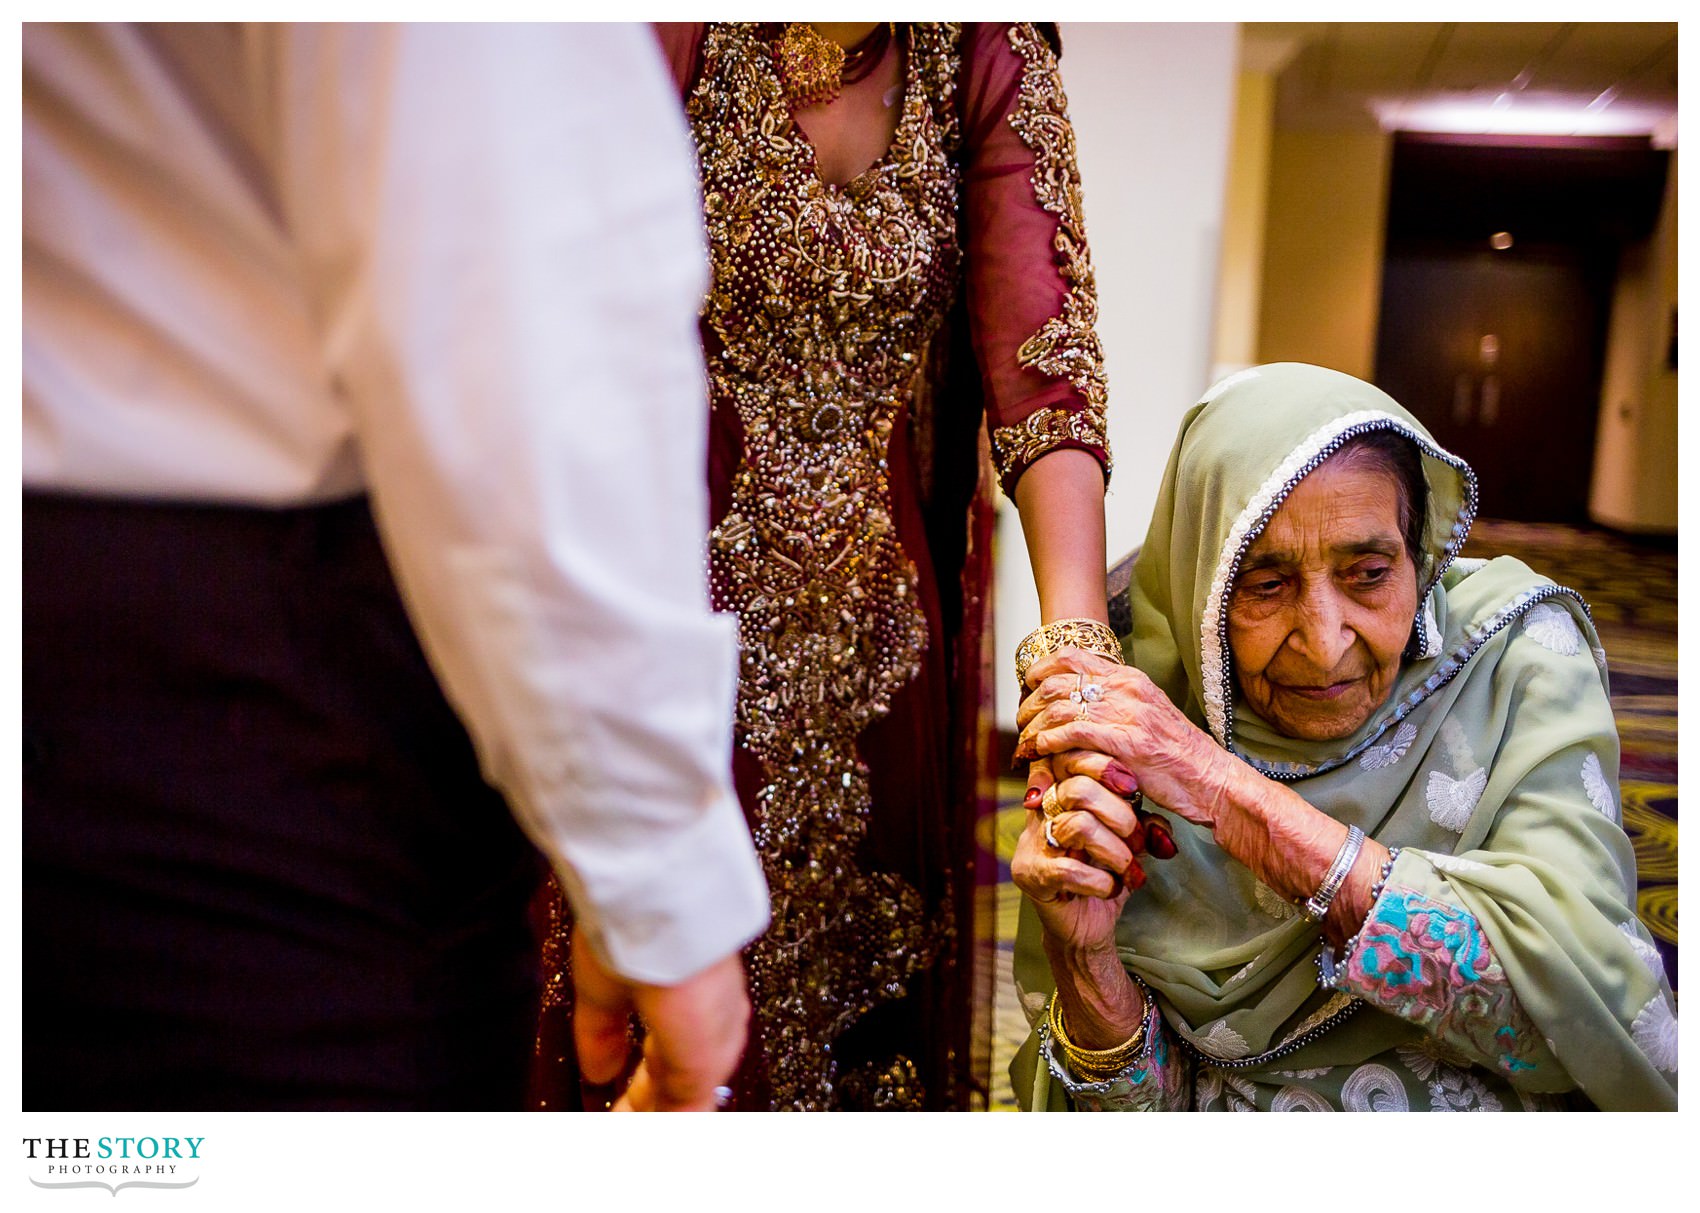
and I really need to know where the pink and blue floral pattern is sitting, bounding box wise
[1339,887,1542,1076]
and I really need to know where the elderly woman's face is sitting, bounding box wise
[1226,454,1420,741]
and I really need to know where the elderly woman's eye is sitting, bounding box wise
[1350,563,1392,586]
[1238,574,1285,597]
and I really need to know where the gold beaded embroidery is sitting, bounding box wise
[690,23,964,1111]
[990,405,1111,485]
[989,24,1112,486]
[836,1055,928,1111]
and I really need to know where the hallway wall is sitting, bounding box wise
[1256,128,1392,380]
[1590,151,1678,533]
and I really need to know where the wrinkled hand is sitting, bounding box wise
[1014,650,1235,831]
[571,931,749,1111]
[1011,758,1155,954]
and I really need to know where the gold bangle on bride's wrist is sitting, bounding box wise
[1014,617,1122,687]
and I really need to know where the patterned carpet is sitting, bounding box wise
[981,519,1677,1111]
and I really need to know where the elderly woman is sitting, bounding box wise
[1009,362,1677,1111]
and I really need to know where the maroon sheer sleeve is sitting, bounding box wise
[651,22,705,97]
[959,23,1111,498]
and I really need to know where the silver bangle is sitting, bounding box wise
[1302,825,1365,922]
[1317,846,1401,988]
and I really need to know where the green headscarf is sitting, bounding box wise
[1014,363,1676,1110]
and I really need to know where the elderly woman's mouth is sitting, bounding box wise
[1277,680,1359,700]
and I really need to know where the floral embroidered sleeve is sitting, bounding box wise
[1327,851,1558,1079]
[959,23,1110,498]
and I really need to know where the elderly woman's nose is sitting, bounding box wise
[1287,584,1353,666]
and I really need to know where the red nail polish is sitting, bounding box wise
[1124,859,1148,891]
[1126,821,1146,854]
[1102,763,1139,798]
[1023,787,1043,810]
[1144,816,1178,860]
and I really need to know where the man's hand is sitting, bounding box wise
[570,931,749,1111]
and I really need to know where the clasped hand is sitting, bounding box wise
[1009,649,1232,950]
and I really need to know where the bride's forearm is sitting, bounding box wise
[1012,449,1109,623]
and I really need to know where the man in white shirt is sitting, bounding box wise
[23,23,767,1110]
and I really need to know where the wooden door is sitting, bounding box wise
[1375,245,1611,523]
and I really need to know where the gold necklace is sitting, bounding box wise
[772,23,893,109]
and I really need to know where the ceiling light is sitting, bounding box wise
[1372,91,1673,138]
[1490,232,1514,250]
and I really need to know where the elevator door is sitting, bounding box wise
[1375,247,1610,524]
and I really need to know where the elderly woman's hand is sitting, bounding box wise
[1009,770,1139,954]
[1010,761,1156,1052]
[1014,649,1243,834]
[1016,649,1393,950]
[1006,761,1142,903]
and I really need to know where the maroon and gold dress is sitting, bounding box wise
[534,21,1110,1112]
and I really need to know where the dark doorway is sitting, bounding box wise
[1377,244,1611,522]
[1373,134,1669,523]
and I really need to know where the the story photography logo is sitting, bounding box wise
[22,1134,204,1197]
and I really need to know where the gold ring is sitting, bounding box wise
[1040,785,1065,819]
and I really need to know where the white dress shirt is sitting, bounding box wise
[23,22,768,984]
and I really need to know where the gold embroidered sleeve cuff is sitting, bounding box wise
[990,404,1111,496]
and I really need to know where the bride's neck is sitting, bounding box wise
[809,22,881,49]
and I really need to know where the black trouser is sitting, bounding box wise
[24,492,543,1109]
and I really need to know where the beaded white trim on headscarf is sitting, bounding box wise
[1415,589,1443,660]
[1200,410,1399,745]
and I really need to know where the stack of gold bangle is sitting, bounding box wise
[1046,991,1146,1083]
[1013,617,1123,687]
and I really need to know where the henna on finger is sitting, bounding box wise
[1138,808,1178,859]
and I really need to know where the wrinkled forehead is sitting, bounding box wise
[1179,365,1472,577]
[1239,456,1412,567]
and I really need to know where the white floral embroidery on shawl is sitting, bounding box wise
[1194,1066,1223,1109]
[1254,882,1296,919]
[1193,1019,1251,1059]
[1426,770,1486,833]
[1341,1063,1410,1111]
[1631,994,1678,1073]
[1396,1036,1471,1081]
[1426,719,1485,832]
[1271,1085,1333,1111]
[1360,720,1418,771]
[1618,920,1667,982]
[1523,601,1582,655]
[1582,752,1619,824]
[1427,1064,1503,1111]
[1222,1072,1259,1112]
